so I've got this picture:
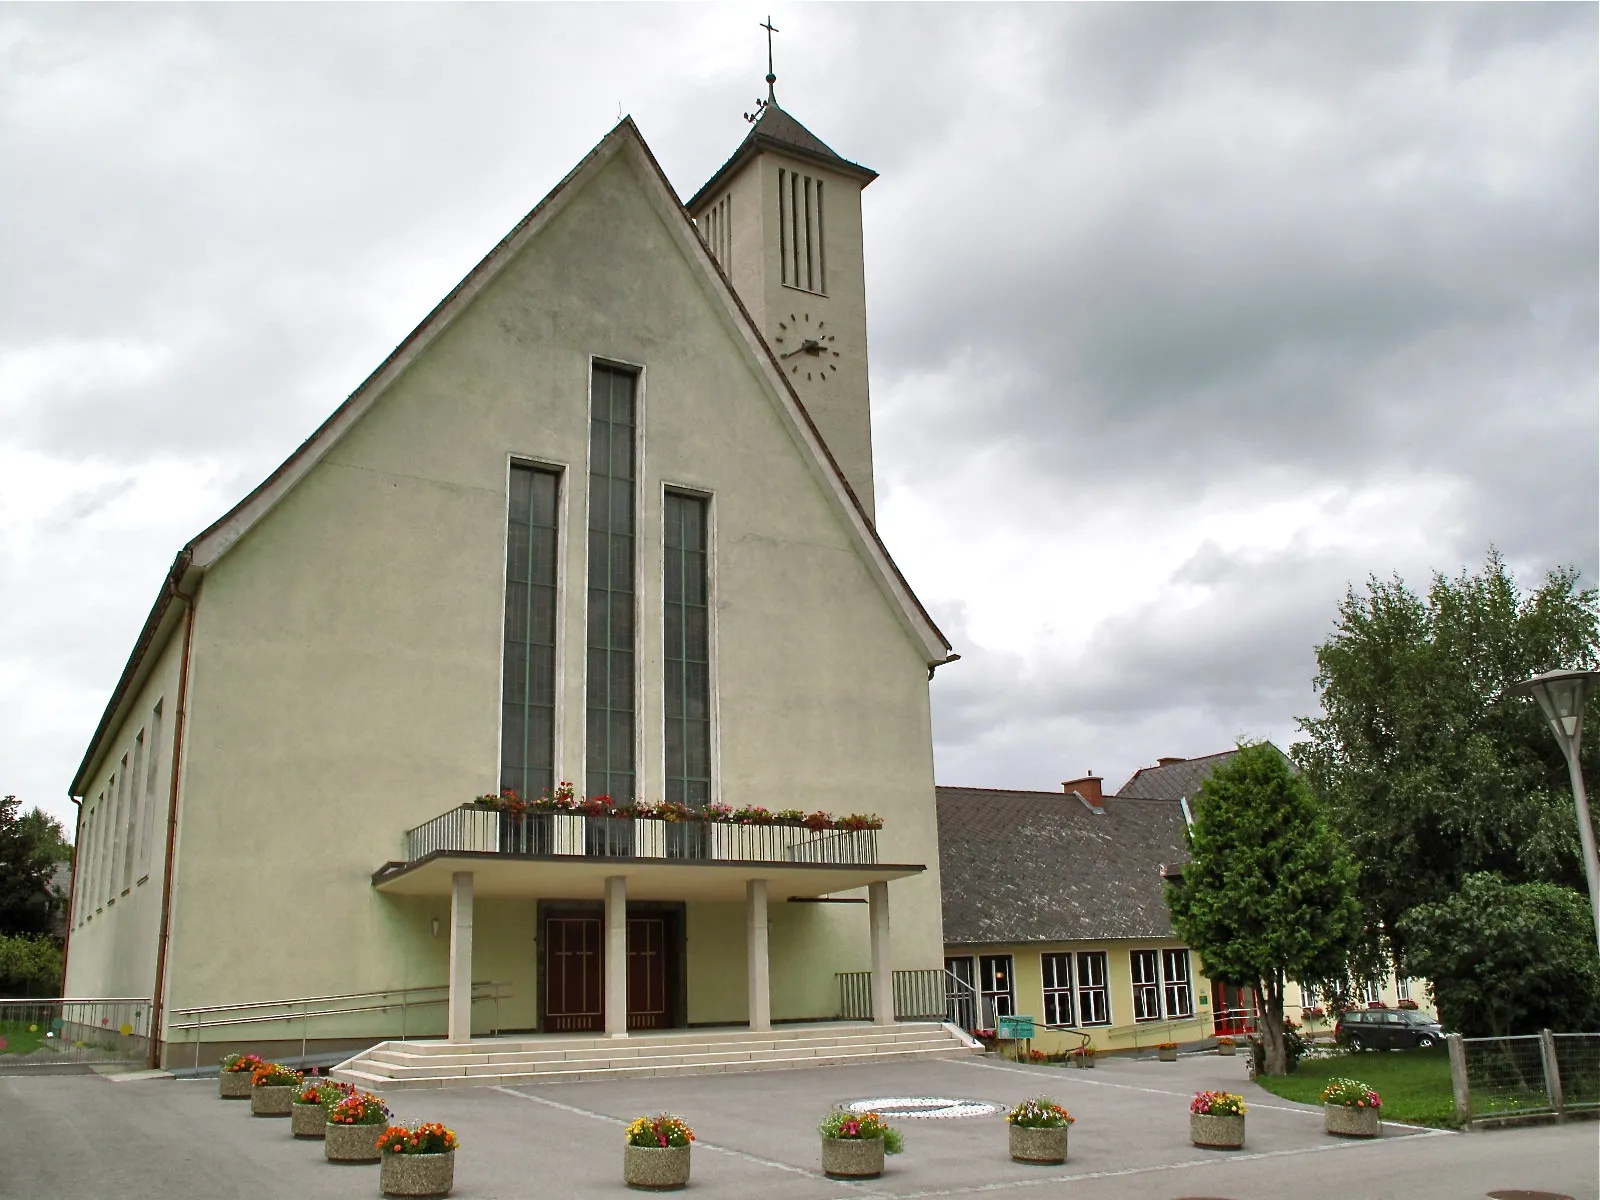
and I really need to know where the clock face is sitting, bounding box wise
[772,311,842,385]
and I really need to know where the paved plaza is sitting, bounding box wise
[2,1052,1596,1199]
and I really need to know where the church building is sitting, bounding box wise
[62,81,960,1071]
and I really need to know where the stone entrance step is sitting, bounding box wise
[330,1021,980,1092]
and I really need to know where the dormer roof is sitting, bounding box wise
[686,100,877,212]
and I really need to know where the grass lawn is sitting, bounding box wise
[0,1019,52,1057]
[1253,1046,1458,1128]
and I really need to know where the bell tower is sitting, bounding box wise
[687,51,880,520]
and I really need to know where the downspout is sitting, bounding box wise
[146,583,198,1070]
[57,796,84,991]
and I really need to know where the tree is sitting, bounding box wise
[0,796,67,938]
[0,933,64,997]
[1397,873,1600,1037]
[1294,550,1600,968]
[1165,742,1364,1075]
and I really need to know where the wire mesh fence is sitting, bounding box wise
[1451,1030,1600,1126]
[1460,1034,1552,1121]
[1553,1033,1600,1113]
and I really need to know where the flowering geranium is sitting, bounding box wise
[328,1092,392,1126]
[835,813,884,831]
[729,804,774,825]
[802,810,836,831]
[819,1110,904,1153]
[1191,1091,1247,1116]
[1006,1097,1075,1128]
[773,808,806,823]
[296,1080,354,1106]
[220,1053,266,1074]
[250,1062,303,1088]
[377,1122,459,1155]
[625,1114,694,1148]
[1320,1078,1382,1109]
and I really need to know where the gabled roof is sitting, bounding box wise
[686,100,877,212]
[937,786,1189,946]
[70,117,949,797]
[1113,743,1293,801]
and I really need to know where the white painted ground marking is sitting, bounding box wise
[825,1131,1455,1200]
[492,1085,829,1181]
[845,1097,1001,1120]
[952,1056,1454,1132]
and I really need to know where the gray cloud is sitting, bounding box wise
[3,4,1595,828]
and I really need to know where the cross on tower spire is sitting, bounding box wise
[762,16,779,101]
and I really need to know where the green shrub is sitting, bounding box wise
[0,934,62,996]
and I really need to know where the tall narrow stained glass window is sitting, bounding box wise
[587,366,637,801]
[663,492,711,806]
[502,465,560,801]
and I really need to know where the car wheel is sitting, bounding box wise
[1347,1035,1364,1052]
[1416,1034,1435,1049]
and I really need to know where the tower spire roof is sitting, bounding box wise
[686,96,876,212]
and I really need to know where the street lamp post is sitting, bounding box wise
[1512,668,1600,953]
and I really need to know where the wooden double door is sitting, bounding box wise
[539,903,684,1033]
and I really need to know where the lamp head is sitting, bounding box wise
[1513,668,1600,753]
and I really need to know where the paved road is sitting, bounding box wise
[1,1052,1595,1199]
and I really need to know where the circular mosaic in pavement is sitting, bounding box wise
[842,1096,1001,1120]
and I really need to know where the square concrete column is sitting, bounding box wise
[604,875,628,1037]
[447,871,474,1043]
[746,879,771,1032]
[868,880,893,1026]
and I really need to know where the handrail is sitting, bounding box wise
[169,981,511,1070]
[169,983,465,1018]
[0,996,151,1004]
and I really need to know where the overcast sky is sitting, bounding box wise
[4,4,1596,835]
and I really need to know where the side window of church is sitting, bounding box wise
[502,464,561,802]
[1076,951,1110,1024]
[777,168,825,294]
[587,365,638,801]
[663,492,711,806]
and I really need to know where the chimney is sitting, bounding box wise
[1156,756,1186,767]
[1062,774,1103,808]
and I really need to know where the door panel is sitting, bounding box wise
[545,916,603,1032]
[627,917,669,1030]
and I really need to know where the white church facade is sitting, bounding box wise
[63,95,958,1067]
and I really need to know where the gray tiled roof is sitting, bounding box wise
[1114,743,1294,800]
[1113,750,1242,800]
[937,787,1189,946]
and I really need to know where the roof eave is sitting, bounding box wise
[68,549,199,797]
[686,134,878,213]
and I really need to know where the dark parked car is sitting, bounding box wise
[1335,1007,1444,1050]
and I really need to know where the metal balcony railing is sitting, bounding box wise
[405,806,879,867]
[836,969,948,1021]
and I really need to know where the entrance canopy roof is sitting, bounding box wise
[372,851,924,902]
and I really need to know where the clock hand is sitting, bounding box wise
[779,339,821,359]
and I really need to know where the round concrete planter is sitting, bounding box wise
[1070,1054,1096,1068]
[1216,1042,1236,1057]
[1158,1046,1179,1062]
[219,1071,254,1100]
[1190,1113,1245,1149]
[325,1122,386,1163]
[622,1144,691,1191]
[381,1150,456,1197]
[291,1101,329,1138]
[1324,1104,1381,1138]
[821,1136,885,1179]
[251,1084,296,1117]
[1008,1124,1069,1164]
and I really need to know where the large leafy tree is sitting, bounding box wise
[1294,551,1600,968]
[1166,742,1363,1075]
[1397,873,1600,1037]
[0,796,68,938]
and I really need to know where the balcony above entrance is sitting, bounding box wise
[371,806,925,901]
